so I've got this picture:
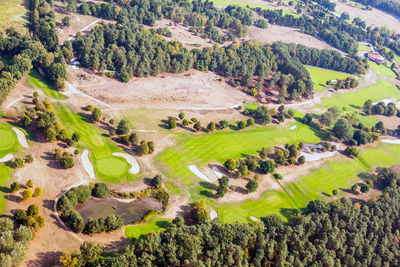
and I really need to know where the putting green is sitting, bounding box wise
[0,130,16,151]
[96,157,129,178]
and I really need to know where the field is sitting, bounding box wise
[368,61,397,79]
[321,80,399,111]
[306,66,353,92]
[53,103,138,183]
[0,0,27,33]
[26,71,68,100]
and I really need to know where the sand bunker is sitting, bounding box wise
[188,165,211,182]
[111,152,140,174]
[0,154,13,163]
[290,125,298,130]
[12,127,28,148]
[210,210,218,220]
[81,149,95,178]
[211,166,223,178]
[381,139,400,144]
[250,216,259,222]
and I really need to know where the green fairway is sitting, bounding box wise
[125,219,171,240]
[26,71,68,100]
[53,103,139,183]
[321,80,400,111]
[368,61,397,78]
[156,121,321,187]
[210,0,299,16]
[0,0,28,33]
[306,65,354,92]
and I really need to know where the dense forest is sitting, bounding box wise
[64,169,400,266]
[353,0,400,17]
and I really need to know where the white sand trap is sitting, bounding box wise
[0,154,13,163]
[210,210,218,220]
[12,127,28,148]
[381,139,400,144]
[300,150,336,162]
[81,149,95,179]
[211,166,223,178]
[290,125,298,130]
[112,152,140,174]
[188,165,211,182]
[250,216,259,222]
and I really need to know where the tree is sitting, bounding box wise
[151,175,162,189]
[332,189,338,195]
[189,200,209,223]
[139,141,149,155]
[62,16,71,27]
[61,154,74,169]
[25,154,33,164]
[59,252,78,267]
[237,120,247,129]
[10,182,20,192]
[224,159,236,171]
[33,187,42,197]
[148,141,155,153]
[374,121,386,134]
[303,113,313,124]
[91,108,101,122]
[219,120,229,129]
[71,132,80,142]
[44,126,57,142]
[79,242,102,266]
[360,184,370,193]
[274,150,286,165]
[104,215,123,231]
[27,204,39,217]
[363,99,373,115]
[333,118,354,141]
[273,173,283,180]
[207,122,216,132]
[26,180,33,188]
[247,118,255,126]
[298,155,305,164]
[129,133,138,145]
[216,176,229,198]
[351,184,358,192]
[13,210,27,224]
[194,121,201,132]
[345,146,358,157]
[168,117,177,129]
[182,119,189,126]
[246,179,258,193]
[237,165,249,177]
[22,189,32,201]
[178,112,185,120]
[172,216,184,227]
[260,160,274,174]
[92,183,109,198]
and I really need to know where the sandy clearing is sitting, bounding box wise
[3,97,25,110]
[250,216,259,222]
[300,150,336,162]
[210,210,218,220]
[188,165,211,182]
[64,82,116,110]
[290,125,297,130]
[381,139,400,144]
[111,152,140,174]
[12,127,28,148]
[246,25,342,53]
[211,166,224,178]
[0,153,13,162]
[81,149,95,178]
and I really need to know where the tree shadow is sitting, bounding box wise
[322,192,331,197]
[199,181,215,190]
[0,186,11,193]
[357,172,374,182]
[350,104,360,109]
[339,187,360,195]
[26,251,63,267]
[155,220,171,228]
[200,190,214,198]
[43,199,55,211]
[293,117,328,140]
[5,194,22,203]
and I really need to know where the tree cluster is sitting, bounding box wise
[363,99,399,117]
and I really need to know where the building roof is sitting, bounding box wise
[367,52,385,61]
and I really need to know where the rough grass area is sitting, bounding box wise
[53,103,139,183]
[125,219,171,240]
[215,142,400,223]
[156,121,321,187]
[358,44,372,52]
[321,80,399,111]
[368,61,397,78]
[26,70,68,100]
[306,65,354,92]
[0,0,28,33]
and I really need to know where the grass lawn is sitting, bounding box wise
[321,80,400,111]
[26,70,68,100]
[156,121,321,188]
[0,123,23,214]
[0,0,28,33]
[306,65,353,92]
[368,61,397,79]
[53,103,140,183]
[125,219,171,240]
[210,0,299,16]
[358,44,372,52]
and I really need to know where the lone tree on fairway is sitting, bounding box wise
[91,108,101,123]
[224,159,236,171]
[246,179,258,193]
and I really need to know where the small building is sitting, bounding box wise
[367,52,386,65]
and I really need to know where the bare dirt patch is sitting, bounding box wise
[246,25,341,52]
[375,115,400,132]
[68,68,253,110]
[332,0,400,31]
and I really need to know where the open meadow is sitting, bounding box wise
[0,0,27,33]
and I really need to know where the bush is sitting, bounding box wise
[72,132,80,142]
[273,173,283,180]
[91,108,102,122]
[85,105,93,111]
[60,154,74,169]
[246,179,258,193]
[345,146,358,157]
[178,112,185,120]
[219,120,229,129]
[13,210,27,224]
[237,120,246,129]
[24,154,33,164]
[168,117,177,129]
[10,182,20,192]
[207,122,216,132]
[182,119,189,126]
[246,118,255,126]
[22,189,32,201]
[26,180,33,188]
[33,187,42,197]
[194,121,201,132]
[74,149,80,155]
[27,204,39,217]
[360,184,370,193]
[92,183,109,198]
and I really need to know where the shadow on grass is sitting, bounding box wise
[155,220,171,228]
[199,181,215,190]
[200,190,214,198]
[294,117,328,140]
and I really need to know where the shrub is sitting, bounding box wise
[168,117,177,129]
[194,121,201,132]
[85,105,93,111]
[61,154,74,169]
[10,182,20,192]
[74,149,80,155]
[71,132,80,142]
[26,180,33,188]
[148,141,155,153]
[298,155,305,164]
[139,141,149,155]
[33,187,42,197]
[345,146,358,157]
[207,122,216,132]
[246,179,258,193]
[91,108,101,122]
[182,119,189,126]
[25,154,33,164]
[351,184,358,192]
[219,120,229,129]
[360,184,370,193]
[27,204,39,217]
[237,120,246,129]
[13,210,27,224]
[92,183,109,198]
[273,173,283,180]
[260,160,274,174]
[246,118,255,126]
[22,189,32,201]
[224,159,236,171]
[129,133,138,145]
[178,112,185,120]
